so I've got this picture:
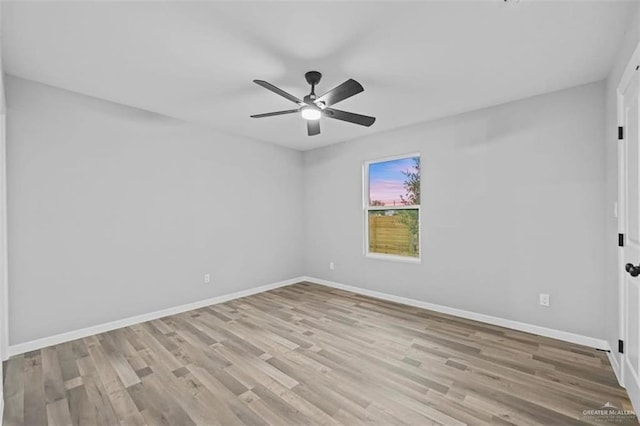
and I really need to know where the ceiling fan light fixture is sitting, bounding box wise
[301,106,321,120]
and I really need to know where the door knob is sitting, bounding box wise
[626,263,640,277]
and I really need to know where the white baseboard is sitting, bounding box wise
[608,350,623,386]
[5,275,612,358]
[6,276,305,358]
[302,276,611,351]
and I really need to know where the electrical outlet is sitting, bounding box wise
[329,262,335,270]
[204,273,211,284]
[539,293,550,307]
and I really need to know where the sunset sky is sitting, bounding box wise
[369,156,418,206]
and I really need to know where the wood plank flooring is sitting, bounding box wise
[2,282,637,425]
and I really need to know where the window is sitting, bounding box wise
[364,154,420,261]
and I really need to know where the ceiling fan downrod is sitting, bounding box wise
[305,71,322,101]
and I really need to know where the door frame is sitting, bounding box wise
[617,40,640,388]
[0,66,6,426]
[0,112,6,363]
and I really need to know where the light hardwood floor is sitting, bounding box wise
[2,282,637,425]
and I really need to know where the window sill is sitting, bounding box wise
[365,253,422,264]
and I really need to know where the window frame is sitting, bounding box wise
[363,152,421,263]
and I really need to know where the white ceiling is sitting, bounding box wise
[2,1,636,151]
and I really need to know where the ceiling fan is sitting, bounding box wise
[250,71,376,136]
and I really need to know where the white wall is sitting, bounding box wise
[1,71,619,349]
[304,81,606,339]
[0,112,5,419]
[6,76,304,345]
[0,3,6,416]
[604,0,640,381]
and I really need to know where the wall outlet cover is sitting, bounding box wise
[539,293,550,307]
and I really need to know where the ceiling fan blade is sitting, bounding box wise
[250,109,299,118]
[316,79,364,106]
[324,108,376,127]
[307,120,321,136]
[253,80,304,105]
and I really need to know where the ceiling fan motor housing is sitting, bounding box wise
[305,71,322,86]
